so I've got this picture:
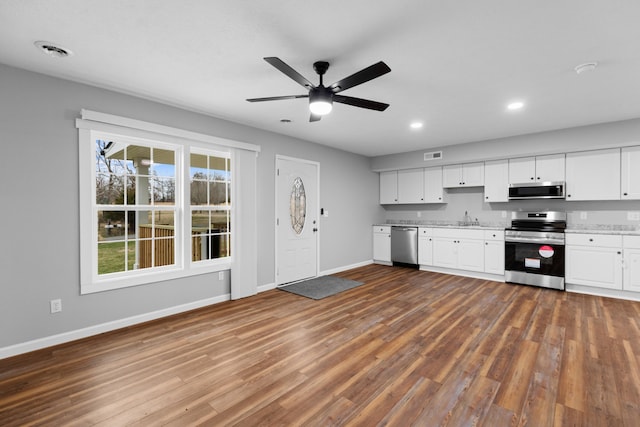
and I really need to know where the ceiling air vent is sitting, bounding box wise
[34,41,73,58]
[424,151,443,161]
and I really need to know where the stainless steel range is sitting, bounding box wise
[504,211,566,290]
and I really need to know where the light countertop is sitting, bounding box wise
[374,222,506,231]
[565,226,640,235]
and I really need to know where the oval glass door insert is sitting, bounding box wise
[290,177,306,234]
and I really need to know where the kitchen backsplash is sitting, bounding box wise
[382,187,640,229]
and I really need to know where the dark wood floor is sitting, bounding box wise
[2,264,640,426]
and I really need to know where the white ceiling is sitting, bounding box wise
[2,1,640,157]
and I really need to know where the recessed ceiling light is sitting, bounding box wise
[410,122,424,129]
[574,62,598,74]
[34,40,73,58]
[507,101,524,111]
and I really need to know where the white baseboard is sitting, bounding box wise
[258,282,277,292]
[566,284,640,302]
[419,265,506,282]
[320,260,373,276]
[0,294,230,360]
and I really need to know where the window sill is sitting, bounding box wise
[81,261,232,294]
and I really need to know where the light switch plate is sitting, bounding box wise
[580,211,588,220]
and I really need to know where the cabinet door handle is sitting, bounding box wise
[617,251,622,255]
[589,238,593,242]
[624,192,628,196]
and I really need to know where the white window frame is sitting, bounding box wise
[77,110,259,294]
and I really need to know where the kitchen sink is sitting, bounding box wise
[457,221,481,226]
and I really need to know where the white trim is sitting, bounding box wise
[0,295,230,360]
[566,284,640,301]
[419,265,506,282]
[79,109,260,152]
[274,155,321,286]
[258,282,277,292]
[320,260,374,276]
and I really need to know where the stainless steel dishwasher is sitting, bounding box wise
[391,226,418,267]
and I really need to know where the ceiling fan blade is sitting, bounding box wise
[246,94,309,102]
[264,57,315,89]
[329,61,391,93]
[309,113,322,122]
[333,94,389,111]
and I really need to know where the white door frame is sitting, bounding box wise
[275,154,320,286]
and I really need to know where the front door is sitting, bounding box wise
[276,156,319,285]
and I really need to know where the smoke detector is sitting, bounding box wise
[574,62,598,75]
[34,41,73,58]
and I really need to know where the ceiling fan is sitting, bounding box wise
[246,57,391,122]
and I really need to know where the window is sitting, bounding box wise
[95,138,179,275]
[190,151,231,262]
[77,110,259,295]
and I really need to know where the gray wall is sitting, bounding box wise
[0,63,384,349]
[371,121,640,228]
[371,118,640,172]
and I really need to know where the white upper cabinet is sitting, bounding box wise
[379,171,398,204]
[536,154,565,182]
[508,154,565,184]
[397,168,425,203]
[423,166,445,203]
[621,146,640,200]
[565,148,621,201]
[484,159,509,202]
[442,162,484,188]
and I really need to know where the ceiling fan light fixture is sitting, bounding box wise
[309,89,333,116]
[309,100,332,115]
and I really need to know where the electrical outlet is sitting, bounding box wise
[50,299,62,313]
[323,210,329,217]
[580,211,588,220]
[501,211,507,218]
[218,271,224,280]
[417,211,421,218]
[628,211,640,221]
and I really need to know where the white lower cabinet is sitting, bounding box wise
[484,230,505,275]
[418,227,434,266]
[432,237,459,269]
[623,236,640,292]
[457,239,485,272]
[432,228,485,273]
[373,226,391,263]
[566,233,623,290]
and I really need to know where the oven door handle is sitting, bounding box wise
[505,236,565,245]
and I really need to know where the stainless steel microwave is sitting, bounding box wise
[508,181,565,200]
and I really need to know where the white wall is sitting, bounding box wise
[0,63,384,352]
